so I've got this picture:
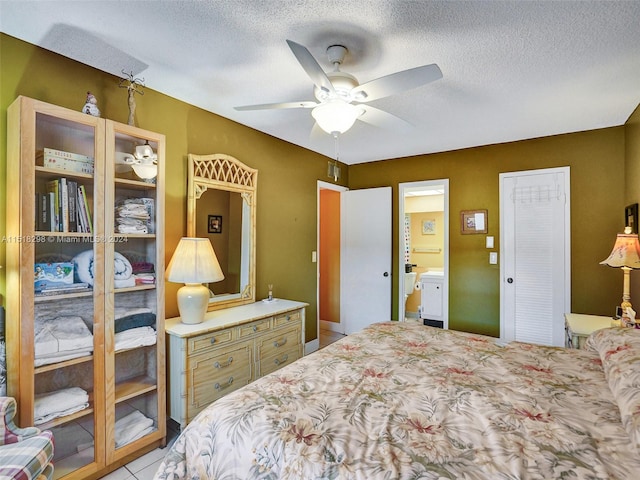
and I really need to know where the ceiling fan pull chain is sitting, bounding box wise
[333,132,340,182]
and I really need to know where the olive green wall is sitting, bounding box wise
[0,33,348,342]
[624,104,640,305]
[1,33,637,341]
[348,129,626,336]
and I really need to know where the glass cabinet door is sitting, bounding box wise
[104,121,165,461]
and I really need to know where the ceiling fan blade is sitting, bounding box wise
[357,105,413,132]
[235,101,318,111]
[352,64,442,102]
[286,40,336,95]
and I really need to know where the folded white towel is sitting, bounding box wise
[34,315,93,357]
[34,348,94,367]
[115,411,154,447]
[34,387,89,425]
[115,224,148,234]
[114,277,136,288]
[115,326,156,352]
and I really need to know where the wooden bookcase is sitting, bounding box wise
[6,96,166,479]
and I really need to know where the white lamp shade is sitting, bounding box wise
[600,229,640,269]
[312,100,361,134]
[166,237,224,324]
[166,237,225,284]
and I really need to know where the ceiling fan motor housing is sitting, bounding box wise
[314,71,359,102]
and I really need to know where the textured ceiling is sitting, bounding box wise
[2,1,640,165]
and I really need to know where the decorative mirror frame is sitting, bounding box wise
[187,153,257,310]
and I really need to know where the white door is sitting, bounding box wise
[500,167,570,346]
[341,187,392,335]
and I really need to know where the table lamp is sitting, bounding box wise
[600,226,640,323]
[166,237,224,324]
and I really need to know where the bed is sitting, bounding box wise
[154,321,640,479]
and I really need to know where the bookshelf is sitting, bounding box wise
[6,96,166,479]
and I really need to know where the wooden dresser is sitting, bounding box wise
[166,299,307,428]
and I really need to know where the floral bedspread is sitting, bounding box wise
[154,322,640,480]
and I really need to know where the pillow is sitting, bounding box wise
[585,327,640,448]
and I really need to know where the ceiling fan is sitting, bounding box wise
[235,40,443,136]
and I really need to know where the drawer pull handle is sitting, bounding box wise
[253,325,258,332]
[273,337,287,348]
[286,315,291,321]
[215,376,234,391]
[210,337,216,345]
[274,354,289,366]
[214,356,233,369]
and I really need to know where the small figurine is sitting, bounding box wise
[119,70,145,126]
[82,91,100,117]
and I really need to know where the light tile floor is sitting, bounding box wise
[100,429,178,480]
[101,331,344,479]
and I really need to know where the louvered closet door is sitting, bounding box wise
[500,167,571,346]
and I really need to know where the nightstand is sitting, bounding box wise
[564,313,614,349]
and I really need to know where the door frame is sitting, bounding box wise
[398,179,450,326]
[315,181,348,351]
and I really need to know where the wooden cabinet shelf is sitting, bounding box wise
[7,96,166,479]
[115,376,157,403]
[39,406,95,431]
[114,178,157,189]
[35,355,93,374]
[35,166,93,180]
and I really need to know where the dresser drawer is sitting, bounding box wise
[238,318,271,338]
[188,327,234,354]
[258,345,302,377]
[273,309,302,328]
[256,324,301,361]
[187,340,253,418]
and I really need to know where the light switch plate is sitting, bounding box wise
[489,252,498,264]
[312,251,317,263]
[486,236,494,249]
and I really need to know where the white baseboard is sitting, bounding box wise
[305,339,319,355]
[320,319,343,334]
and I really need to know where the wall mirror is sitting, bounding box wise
[187,153,257,310]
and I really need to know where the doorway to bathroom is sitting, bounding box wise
[399,180,449,328]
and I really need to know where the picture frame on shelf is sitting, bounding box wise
[625,203,638,234]
[460,209,487,235]
[208,215,222,234]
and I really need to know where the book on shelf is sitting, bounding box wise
[45,180,60,232]
[36,148,94,175]
[67,180,77,233]
[78,184,93,234]
[35,193,47,231]
[59,178,69,232]
[38,178,92,233]
[35,283,91,296]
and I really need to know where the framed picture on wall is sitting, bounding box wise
[422,219,436,235]
[208,215,222,234]
[460,209,488,234]
[625,204,638,234]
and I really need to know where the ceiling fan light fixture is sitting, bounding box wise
[312,100,360,134]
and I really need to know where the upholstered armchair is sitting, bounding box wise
[0,396,54,480]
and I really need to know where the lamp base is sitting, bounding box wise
[177,283,210,324]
